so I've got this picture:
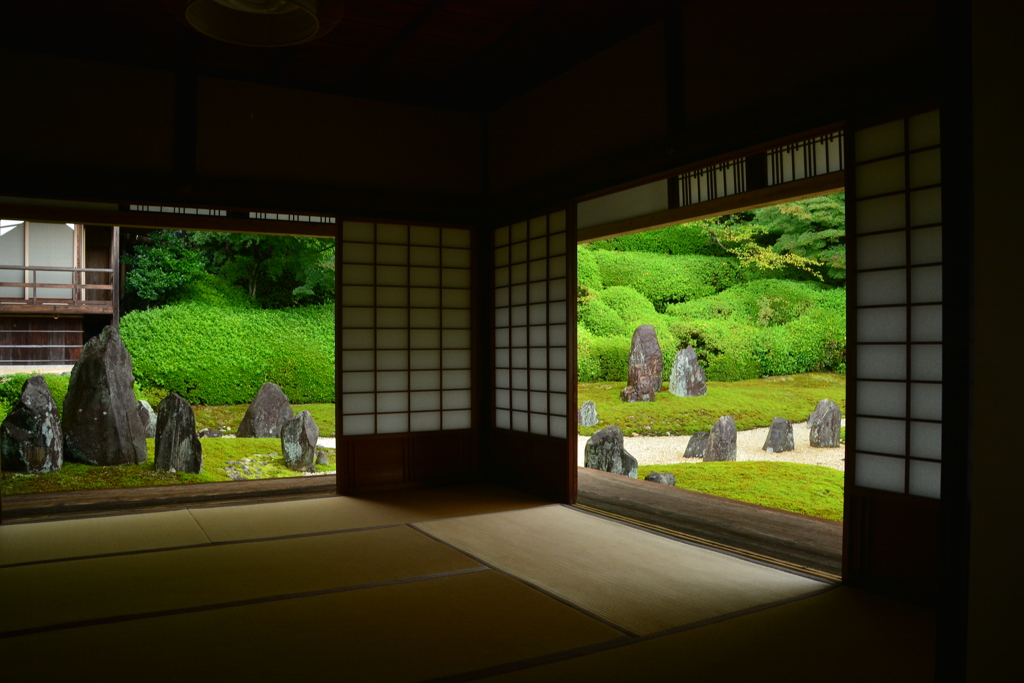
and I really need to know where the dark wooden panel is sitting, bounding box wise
[844,489,941,606]
[0,315,82,365]
[491,429,571,503]
[338,430,479,494]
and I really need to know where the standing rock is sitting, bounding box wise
[684,431,710,459]
[237,383,293,438]
[316,449,331,467]
[620,325,663,403]
[762,417,795,453]
[577,401,599,427]
[154,393,202,474]
[809,399,842,448]
[705,416,737,462]
[668,345,708,397]
[62,326,147,466]
[137,400,157,439]
[584,425,638,478]
[281,410,319,472]
[0,375,63,473]
[645,471,676,486]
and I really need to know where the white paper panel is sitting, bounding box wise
[909,110,940,150]
[549,324,568,347]
[443,410,472,430]
[550,416,567,438]
[910,226,942,265]
[443,309,471,328]
[495,369,510,389]
[411,288,440,307]
[511,242,528,264]
[412,391,442,411]
[910,421,942,460]
[377,350,408,370]
[342,264,375,285]
[342,393,375,414]
[512,390,528,411]
[529,260,547,282]
[548,301,567,324]
[529,237,547,260]
[909,149,941,189]
[530,369,548,391]
[910,305,942,342]
[343,372,375,393]
[442,369,472,390]
[411,370,441,390]
[529,348,547,368]
[529,326,547,347]
[856,157,905,197]
[342,242,375,264]
[409,226,439,246]
[529,413,548,435]
[495,246,510,267]
[377,392,409,413]
[856,195,906,234]
[911,266,942,303]
[441,268,471,288]
[577,179,669,230]
[857,307,906,342]
[343,221,375,242]
[342,329,375,349]
[855,120,904,161]
[442,248,471,269]
[511,263,528,285]
[443,329,471,348]
[410,246,439,267]
[911,344,943,381]
[342,307,375,328]
[530,392,548,414]
[857,232,906,270]
[857,270,906,306]
[548,348,567,370]
[342,350,375,371]
[410,412,441,432]
[529,216,547,237]
[441,227,472,248]
[511,284,528,305]
[511,327,528,347]
[550,232,567,255]
[495,349,510,368]
[550,278,567,301]
[549,256,566,278]
[511,305,528,326]
[910,188,942,227]
[376,265,407,286]
[442,289,471,308]
[512,411,529,432]
[377,308,408,328]
[442,350,472,369]
[409,266,440,287]
[443,390,472,410]
[343,414,376,436]
[495,266,509,287]
[412,329,442,349]
[857,345,907,380]
[529,282,547,303]
[511,370,528,390]
[529,303,547,325]
[410,350,440,369]
[494,308,509,328]
[857,381,906,418]
[549,210,566,233]
[550,394,567,417]
[855,453,906,493]
[496,409,511,430]
[342,286,374,306]
[857,417,907,455]
[909,460,942,499]
[377,287,408,307]
[910,383,942,421]
[377,371,409,392]
[549,370,568,393]
[377,245,407,265]
[376,223,407,244]
[376,329,408,349]
[494,390,510,410]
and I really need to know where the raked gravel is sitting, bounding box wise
[577,421,845,471]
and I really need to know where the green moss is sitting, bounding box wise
[578,372,845,437]
[637,461,844,521]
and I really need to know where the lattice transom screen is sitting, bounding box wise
[852,111,942,499]
[493,211,569,438]
[340,223,474,436]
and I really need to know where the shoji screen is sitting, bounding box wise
[492,210,576,502]
[338,222,476,492]
[846,110,943,599]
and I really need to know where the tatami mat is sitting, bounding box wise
[0,570,624,682]
[0,525,481,635]
[188,484,549,543]
[414,505,828,637]
[0,509,210,566]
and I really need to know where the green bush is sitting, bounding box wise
[588,220,729,256]
[666,279,837,327]
[577,245,602,299]
[578,298,629,338]
[121,302,335,405]
[578,334,632,383]
[0,373,71,422]
[171,273,256,309]
[592,250,750,312]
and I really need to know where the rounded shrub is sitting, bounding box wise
[588,220,729,256]
[593,250,750,311]
[578,298,630,337]
[577,245,602,299]
[578,334,632,383]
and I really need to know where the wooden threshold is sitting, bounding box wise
[576,467,842,579]
[0,304,113,315]
[1,475,337,522]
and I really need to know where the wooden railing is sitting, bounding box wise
[0,265,114,306]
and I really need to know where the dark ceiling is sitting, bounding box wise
[6,0,684,112]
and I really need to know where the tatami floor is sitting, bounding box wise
[0,484,936,682]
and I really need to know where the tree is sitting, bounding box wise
[122,230,207,305]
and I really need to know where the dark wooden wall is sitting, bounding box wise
[0,316,83,364]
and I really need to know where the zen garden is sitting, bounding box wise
[1,193,846,522]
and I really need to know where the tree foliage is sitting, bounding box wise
[123,231,207,304]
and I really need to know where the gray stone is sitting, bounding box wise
[809,399,842,448]
[154,393,203,474]
[645,471,676,486]
[198,428,223,438]
[668,345,707,397]
[281,410,318,472]
[62,326,147,466]
[762,417,795,453]
[316,449,330,466]
[705,416,737,462]
[137,400,157,439]
[684,431,709,459]
[577,401,599,427]
[620,325,663,403]
[583,425,638,478]
[237,383,293,438]
[0,375,63,474]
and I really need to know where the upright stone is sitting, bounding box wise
[809,399,842,448]
[668,345,707,397]
[0,375,63,474]
[577,401,599,427]
[762,417,795,453]
[684,431,709,459]
[645,471,676,486]
[62,326,147,466]
[705,416,737,462]
[281,410,319,472]
[620,325,663,403]
[237,383,293,438]
[154,393,202,474]
[584,425,638,478]
[137,400,157,439]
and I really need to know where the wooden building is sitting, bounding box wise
[0,0,1019,679]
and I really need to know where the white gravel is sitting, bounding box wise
[578,421,845,471]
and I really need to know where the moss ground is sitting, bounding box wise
[579,372,845,437]
[637,461,845,522]
[192,403,336,437]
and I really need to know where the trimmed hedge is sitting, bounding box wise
[588,220,729,256]
[665,279,836,327]
[0,373,71,422]
[121,302,335,405]
[577,245,602,299]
